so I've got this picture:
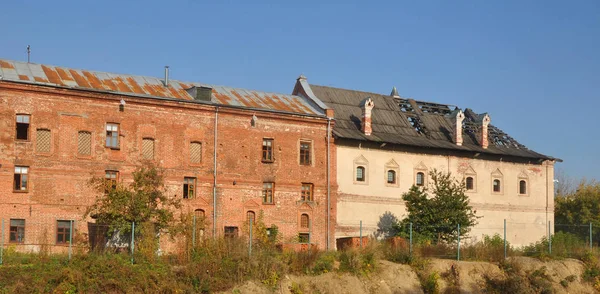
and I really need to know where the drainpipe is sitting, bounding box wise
[213,107,219,238]
[326,118,331,250]
[545,162,549,233]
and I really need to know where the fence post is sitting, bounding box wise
[1,219,4,265]
[131,222,135,264]
[192,214,196,249]
[457,223,461,261]
[359,220,363,248]
[590,222,593,252]
[68,220,73,260]
[548,221,552,255]
[409,223,413,256]
[249,218,253,257]
[504,219,507,260]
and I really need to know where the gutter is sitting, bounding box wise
[213,107,219,238]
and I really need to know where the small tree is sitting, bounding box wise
[85,164,181,248]
[395,169,479,243]
[555,179,600,245]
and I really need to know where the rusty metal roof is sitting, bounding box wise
[0,59,324,116]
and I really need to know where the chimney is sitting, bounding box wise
[361,97,375,136]
[481,114,491,149]
[390,87,400,98]
[164,66,170,87]
[452,110,465,146]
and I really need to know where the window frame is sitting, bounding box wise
[300,213,310,229]
[224,226,239,239]
[104,170,119,192]
[415,172,425,187]
[493,179,502,193]
[299,140,312,166]
[301,183,314,202]
[247,211,256,224]
[9,219,25,243]
[56,220,72,244]
[183,177,197,199]
[262,182,275,204]
[15,114,31,141]
[519,179,528,195]
[298,233,310,244]
[465,176,475,191]
[13,166,29,192]
[387,170,397,185]
[105,123,120,149]
[262,138,274,163]
[356,166,366,182]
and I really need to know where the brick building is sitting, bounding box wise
[0,59,336,252]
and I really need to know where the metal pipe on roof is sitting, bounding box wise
[164,66,169,87]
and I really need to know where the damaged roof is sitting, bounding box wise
[0,59,324,116]
[308,84,558,161]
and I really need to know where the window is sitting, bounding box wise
[301,183,314,201]
[224,226,239,239]
[16,114,30,140]
[416,172,425,186]
[466,177,474,191]
[9,219,25,243]
[105,170,118,192]
[56,220,71,244]
[190,141,202,164]
[14,166,29,191]
[36,129,51,153]
[105,123,119,148]
[262,182,274,204]
[262,138,274,162]
[195,209,206,237]
[247,211,256,224]
[183,177,196,199]
[300,214,309,229]
[142,138,155,160]
[195,209,205,220]
[493,179,501,193]
[519,180,527,195]
[78,131,92,155]
[299,141,312,165]
[298,233,310,244]
[356,166,365,182]
[387,170,396,184]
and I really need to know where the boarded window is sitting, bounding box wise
[16,114,30,140]
[78,131,92,155]
[356,166,365,182]
[142,138,155,160]
[183,177,196,199]
[9,219,25,243]
[36,129,51,153]
[190,142,202,164]
[14,166,29,191]
[300,214,309,229]
[105,123,119,148]
[263,182,274,204]
[56,220,71,244]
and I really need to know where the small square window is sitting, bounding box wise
[14,166,29,192]
[262,138,274,162]
[301,183,314,201]
[224,226,239,239]
[105,123,120,148]
[183,177,196,199]
[298,233,310,244]
[9,219,25,243]
[57,220,72,244]
[299,141,312,165]
[16,114,30,140]
[263,182,274,204]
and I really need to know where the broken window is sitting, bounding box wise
[263,182,274,204]
[262,138,274,162]
[9,219,25,243]
[105,123,119,148]
[300,214,309,229]
[466,177,474,190]
[56,220,71,244]
[104,170,118,192]
[16,114,30,140]
[14,166,29,191]
[356,166,366,182]
[36,129,51,153]
[519,180,527,195]
[299,141,312,165]
[78,131,92,155]
[298,233,310,244]
[224,226,238,239]
[387,170,397,184]
[493,179,501,193]
[247,211,255,224]
[301,183,314,201]
[190,141,202,164]
[416,172,425,186]
[142,138,155,160]
[183,177,196,199]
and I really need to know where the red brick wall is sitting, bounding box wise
[0,82,337,252]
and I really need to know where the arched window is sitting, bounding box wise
[416,172,425,186]
[519,180,527,195]
[493,179,501,192]
[247,211,256,224]
[300,214,309,229]
[194,209,205,219]
[356,166,365,182]
[387,170,396,184]
[466,177,474,190]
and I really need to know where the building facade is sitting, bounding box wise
[293,80,559,247]
[0,59,336,252]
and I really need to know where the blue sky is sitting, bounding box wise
[1,1,599,181]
